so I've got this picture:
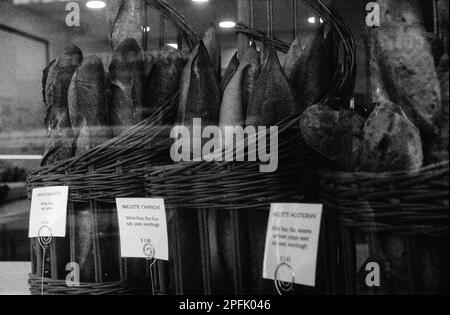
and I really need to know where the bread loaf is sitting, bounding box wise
[283,37,303,79]
[69,56,111,154]
[67,55,114,282]
[425,54,449,164]
[246,46,296,126]
[107,0,144,50]
[175,40,223,294]
[300,104,365,171]
[365,30,390,103]
[146,47,185,124]
[221,51,239,92]
[291,24,335,110]
[359,100,423,172]
[203,24,222,82]
[37,45,82,281]
[245,45,297,294]
[177,41,221,127]
[109,38,145,137]
[240,45,260,119]
[375,0,441,137]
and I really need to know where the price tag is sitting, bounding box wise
[116,198,169,261]
[263,203,323,288]
[28,186,69,238]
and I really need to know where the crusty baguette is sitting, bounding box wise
[375,0,441,137]
[109,38,145,137]
[283,37,303,79]
[203,24,222,83]
[177,41,221,127]
[291,24,335,110]
[107,0,144,50]
[245,45,297,294]
[221,51,239,92]
[246,45,296,127]
[425,54,449,164]
[145,47,185,124]
[240,45,260,119]
[174,41,224,294]
[300,104,365,171]
[37,45,82,281]
[359,100,423,172]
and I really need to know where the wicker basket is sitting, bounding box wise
[319,161,449,295]
[143,0,356,295]
[27,0,198,295]
[28,0,356,295]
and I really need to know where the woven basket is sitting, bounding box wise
[27,0,198,295]
[319,161,449,295]
[143,0,356,295]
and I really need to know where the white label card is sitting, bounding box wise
[29,186,69,238]
[116,198,169,261]
[263,203,323,287]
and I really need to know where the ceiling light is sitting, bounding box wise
[86,1,106,9]
[219,21,236,29]
[167,43,178,49]
[192,0,209,3]
[308,17,324,24]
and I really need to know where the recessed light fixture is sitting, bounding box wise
[192,0,209,3]
[219,21,236,29]
[167,43,178,49]
[86,1,106,9]
[308,17,324,24]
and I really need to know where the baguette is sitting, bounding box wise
[246,45,296,126]
[245,45,296,294]
[283,37,303,79]
[37,45,82,281]
[107,0,144,50]
[240,45,260,119]
[109,38,145,137]
[359,100,423,172]
[146,47,185,124]
[203,24,222,83]
[67,55,115,282]
[291,24,335,110]
[375,0,441,137]
[300,104,365,171]
[221,51,239,92]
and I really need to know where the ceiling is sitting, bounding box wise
[7,0,321,50]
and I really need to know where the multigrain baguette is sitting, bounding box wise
[240,45,260,119]
[359,100,423,172]
[425,54,449,164]
[291,24,335,110]
[246,46,296,126]
[300,104,365,171]
[245,45,297,294]
[375,0,441,137]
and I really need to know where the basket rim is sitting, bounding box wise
[318,161,450,179]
